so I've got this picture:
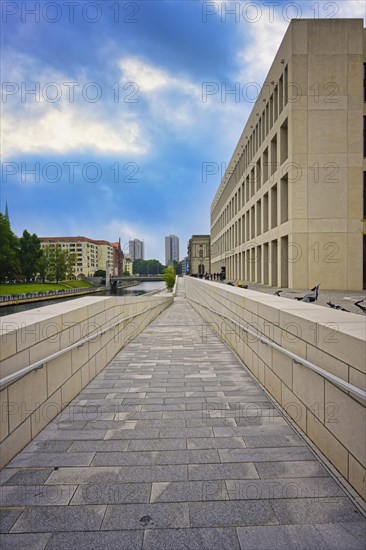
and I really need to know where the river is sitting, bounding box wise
[0,281,166,317]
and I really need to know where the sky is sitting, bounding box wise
[1,0,365,263]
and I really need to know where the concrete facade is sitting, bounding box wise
[188,235,211,275]
[210,19,366,290]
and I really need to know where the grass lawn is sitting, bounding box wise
[0,280,95,296]
[62,280,95,288]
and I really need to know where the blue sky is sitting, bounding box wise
[1,0,365,262]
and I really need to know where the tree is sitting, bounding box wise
[162,266,176,291]
[172,260,182,275]
[47,244,70,283]
[66,253,76,280]
[38,248,50,283]
[18,230,42,281]
[132,259,164,275]
[0,213,19,282]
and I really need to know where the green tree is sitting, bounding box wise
[133,259,164,275]
[94,269,106,277]
[162,266,176,291]
[18,230,42,281]
[171,260,182,275]
[66,253,76,280]
[38,248,50,283]
[47,244,69,283]
[0,213,19,282]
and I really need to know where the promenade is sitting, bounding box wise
[0,279,365,549]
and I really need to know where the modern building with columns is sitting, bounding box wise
[210,18,366,290]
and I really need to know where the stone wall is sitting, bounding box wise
[0,294,173,468]
[185,276,366,500]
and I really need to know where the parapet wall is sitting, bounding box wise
[0,294,173,468]
[184,276,366,500]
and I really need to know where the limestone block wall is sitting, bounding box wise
[184,276,366,500]
[0,294,173,468]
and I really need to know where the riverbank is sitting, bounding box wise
[0,281,140,307]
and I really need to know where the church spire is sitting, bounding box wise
[5,198,10,224]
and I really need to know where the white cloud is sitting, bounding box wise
[335,1,366,19]
[119,57,200,97]
[236,18,288,84]
[118,56,205,129]
[2,105,146,158]
[1,52,148,159]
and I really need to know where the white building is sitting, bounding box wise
[40,236,114,279]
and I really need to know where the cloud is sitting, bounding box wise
[118,56,205,129]
[1,52,148,159]
[2,105,146,158]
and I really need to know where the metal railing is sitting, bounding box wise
[0,301,166,391]
[187,296,366,403]
[0,286,95,303]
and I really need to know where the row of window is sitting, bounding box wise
[212,66,289,219]
[212,125,289,241]
[212,177,289,255]
[212,236,290,288]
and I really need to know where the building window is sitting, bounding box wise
[280,119,288,165]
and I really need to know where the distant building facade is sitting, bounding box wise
[40,236,114,279]
[111,239,124,276]
[129,239,144,261]
[180,256,188,275]
[165,235,179,265]
[124,255,133,275]
[210,19,366,290]
[188,235,210,275]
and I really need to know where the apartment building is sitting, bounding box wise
[210,19,366,290]
[129,239,144,261]
[165,235,179,265]
[40,236,114,278]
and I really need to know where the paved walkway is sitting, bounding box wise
[1,280,365,549]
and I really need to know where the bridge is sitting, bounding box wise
[0,278,365,548]
[111,276,163,282]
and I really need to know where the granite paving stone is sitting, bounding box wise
[270,497,364,524]
[47,465,188,484]
[0,278,364,548]
[7,452,95,468]
[189,500,277,527]
[45,530,143,550]
[188,463,259,481]
[70,482,151,505]
[1,469,53,486]
[218,447,315,463]
[0,533,51,549]
[143,527,241,549]
[101,502,190,530]
[150,480,229,502]
[0,508,24,533]
[11,504,106,532]
[236,524,366,550]
[0,485,77,507]
[187,436,246,450]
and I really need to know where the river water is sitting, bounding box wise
[0,281,166,317]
